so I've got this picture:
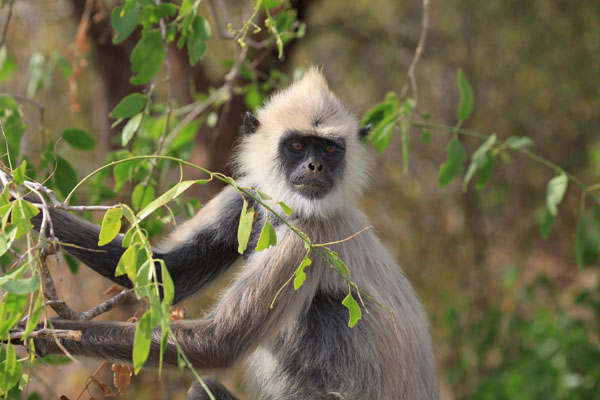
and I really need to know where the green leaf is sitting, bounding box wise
[110,93,147,119]
[439,138,467,187]
[187,36,207,66]
[53,156,78,198]
[0,96,27,167]
[237,200,254,254]
[52,52,73,78]
[575,213,587,270]
[23,292,43,338]
[11,199,39,239]
[63,252,80,274]
[0,343,22,393]
[256,190,272,200]
[540,207,554,239]
[137,180,198,221]
[62,128,96,150]
[12,160,26,184]
[112,3,140,44]
[504,136,534,150]
[167,121,199,151]
[130,30,164,85]
[420,130,431,144]
[545,173,568,216]
[0,46,16,82]
[160,261,174,306]
[342,292,362,328]
[116,245,139,281]
[463,134,496,190]
[256,220,277,251]
[457,69,474,121]
[371,121,395,153]
[0,275,39,294]
[325,249,349,275]
[133,310,155,374]
[475,154,495,190]
[122,113,143,146]
[293,255,311,290]
[0,293,27,339]
[243,84,263,110]
[278,201,294,216]
[132,183,156,210]
[98,207,122,246]
[401,127,410,172]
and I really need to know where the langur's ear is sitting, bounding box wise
[358,124,372,140]
[242,112,260,135]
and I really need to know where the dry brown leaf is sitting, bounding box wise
[170,306,188,321]
[111,363,133,394]
[103,285,123,296]
[90,376,116,399]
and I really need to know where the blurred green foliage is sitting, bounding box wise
[446,269,600,400]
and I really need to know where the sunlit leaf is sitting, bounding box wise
[278,201,294,216]
[545,173,568,216]
[132,183,155,210]
[0,343,22,393]
[0,293,27,338]
[504,136,534,150]
[256,220,277,251]
[342,292,362,328]
[137,180,199,221]
[237,200,254,254]
[133,311,155,374]
[122,113,143,146]
[116,245,138,282]
[99,207,122,246]
[160,261,174,306]
[12,160,26,184]
[293,255,311,290]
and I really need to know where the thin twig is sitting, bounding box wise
[0,119,13,170]
[39,246,81,320]
[0,93,45,122]
[0,0,15,48]
[154,0,173,156]
[399,0,430,104]
[209,0,271,48]
[210,45,249,144]
[77,289,135,321]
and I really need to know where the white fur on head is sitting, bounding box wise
[233,67,370,219]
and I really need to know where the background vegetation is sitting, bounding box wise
[0,0,599,399]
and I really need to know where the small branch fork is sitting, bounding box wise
[37,245,135,322]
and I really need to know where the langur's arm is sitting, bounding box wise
[33,186,250,303]
[33,236,315,369]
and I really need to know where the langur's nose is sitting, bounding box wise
[308,162,323,172]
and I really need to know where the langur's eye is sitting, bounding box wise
[325,145,336,153]
[290,142,304,151]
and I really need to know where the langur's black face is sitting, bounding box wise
[279,134,346,199]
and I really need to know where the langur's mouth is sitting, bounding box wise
[292,181,333,199]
